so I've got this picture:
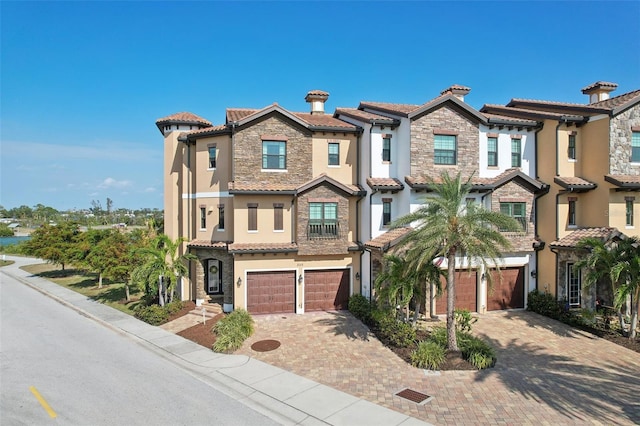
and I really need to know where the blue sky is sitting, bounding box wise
[2,1,639,211]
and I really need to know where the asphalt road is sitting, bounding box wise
[0,269,279,426]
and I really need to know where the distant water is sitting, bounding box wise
[0,236,31,246]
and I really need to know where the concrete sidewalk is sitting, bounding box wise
[0,256,429,426]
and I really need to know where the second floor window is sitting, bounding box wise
[200,207,206,230]
[218,205,225,231]
[626,198,634,227]
[382,136,391,162]
[262,141,286,169]
[309,202,338,238]
[382,199,391,226]
[568,135,576,160]
[208,146,217,169]
[434,134,456,165]
[248,204,258,231]
[568,199,576,226]
[328,143,339,166]
[487,137,498,167]
[632,131,640,163]
[511,138,521,167]
[500,202,527,232]
[274,203,283,231]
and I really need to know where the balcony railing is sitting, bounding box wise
[308,221,340,239]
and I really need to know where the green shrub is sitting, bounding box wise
[348,294,373,323]
[427,326,448,347]
[134,304,169,325]
[411,341,446,370]
[460,335,497,369]
[454,309,477,333]
[165,300,185,315]
[212,309,254,353]
[527,289,565,319]
[374,314,416,348]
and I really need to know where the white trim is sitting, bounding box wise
[273,230,285,233]
[182,191,232,199]
[207,167,216,171]
[261,169,288,173]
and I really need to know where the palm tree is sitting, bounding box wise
[391,171,521,352]
[610,237,640,339]
[402,245,445,323]
[374,254,415,321]
[132,234,196,305]
[574,236,628,333]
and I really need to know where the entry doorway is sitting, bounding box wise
[207,259,222,295]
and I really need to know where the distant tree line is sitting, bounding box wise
[0,201,163,230]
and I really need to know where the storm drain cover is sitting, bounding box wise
[251,339,281,352]
[395,388,432,405]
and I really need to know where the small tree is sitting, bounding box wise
[132,234,196,305]
[611,237,640,339]
[374,254,414,321]
[23,222,81,271]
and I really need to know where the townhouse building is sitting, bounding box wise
[156,92,365,314]
[482,82,640,309]
[335,85,548,316]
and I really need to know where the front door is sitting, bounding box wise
[207,259,221,294]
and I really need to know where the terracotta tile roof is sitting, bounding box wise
[581,81,618,93]
[440,84,471,95]
[483,113,539,126]
[186,125,228,136]
[364,227,412,251]
[187,240,228,249]
[226,108,258,122]
[366,177,404,191]
[589,90,640,110]
[359,101,421,116]
[292,112,358,129]
[229,182,297,193]
[228,242,298,253]
[550,227,619,248]
[605,174,640,188]
[554,176,597,191]
[156,112,212,126]
[480,104,586,121]
[334,108,399,124]
[306,89,329,96]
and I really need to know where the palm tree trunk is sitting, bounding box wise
[413,298,421,324]
[98,272,103,289]
[446,250,459,352]
[630,289,639,339]
[158,276,164,306]
[125,283,130,302]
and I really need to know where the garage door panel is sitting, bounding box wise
[247,271,295,314]
[487,267,524,311]
[305,269,350,311]
[436,271,477,314]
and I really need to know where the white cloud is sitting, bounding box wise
[144,187,156,193]
[98,177,132,189]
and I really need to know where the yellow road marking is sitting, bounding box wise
[29,386,57,418]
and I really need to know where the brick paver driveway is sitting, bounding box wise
[236,310,639,425]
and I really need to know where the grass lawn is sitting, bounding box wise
[21,263,143,315]
[0,260,15,267]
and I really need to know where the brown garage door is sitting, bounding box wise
[247,271,295,314]
[304,269,350,311]
[435,271,477,314]
[486,267,524,311]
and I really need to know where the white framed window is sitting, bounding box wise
[434,134,456,165]
[262,141,286,169]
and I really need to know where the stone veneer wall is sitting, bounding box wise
[192,248,233,306]
[410,105,479,179]
[555,249,596,309]
[297,185,351,256]
[610,104,640,175]
[490,181,537,253]
[234,114,313,186]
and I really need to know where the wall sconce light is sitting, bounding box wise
[531,270,537,279]
[237,277,242,287]
[208,206,214,213]
[481,273,486,281]
[298,274,303,284]
[355,272,360,281]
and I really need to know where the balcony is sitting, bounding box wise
[308,221,340,239]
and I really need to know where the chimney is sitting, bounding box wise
[440,84,471,102]
[581,81,618,104]
[305,90,329,115]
